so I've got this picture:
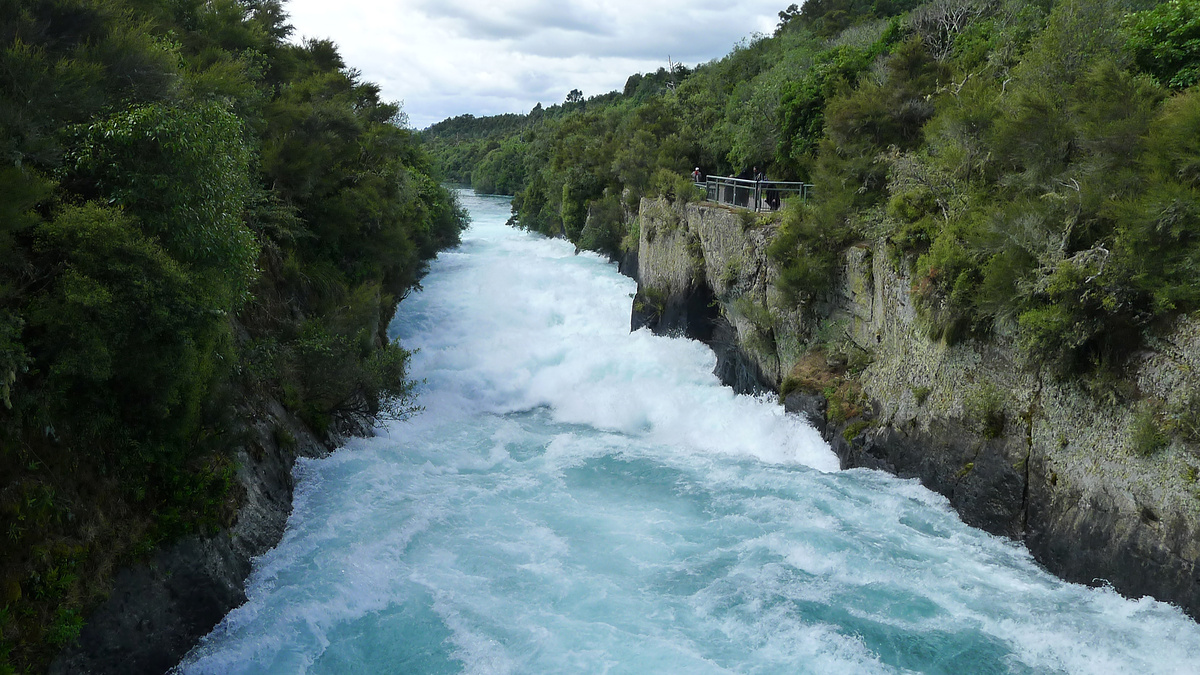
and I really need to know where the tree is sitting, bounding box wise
[1126,0,1200,89]
[777,3,802,33]
[565,88,584,103]
[66,101,258,311]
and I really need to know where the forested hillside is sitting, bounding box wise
[0,1,466,671]
[425,0,1199,395]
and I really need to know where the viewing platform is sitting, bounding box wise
[698,175,813,213]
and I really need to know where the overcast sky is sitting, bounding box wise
[284,0,788,129]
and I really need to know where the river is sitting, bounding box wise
[177,191,1200,674]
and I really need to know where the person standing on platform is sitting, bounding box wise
[753,167,765,211]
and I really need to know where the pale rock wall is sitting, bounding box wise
[635,196,1200,618]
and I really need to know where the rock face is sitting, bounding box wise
[630,198,786,394]
[50,396,341,674]
[633,196,1200,619]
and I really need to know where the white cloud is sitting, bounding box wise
[283,0,785,128]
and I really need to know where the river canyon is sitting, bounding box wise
[175,192,1200,674]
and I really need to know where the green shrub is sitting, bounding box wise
[732,296,777,355]
[633,286,668,321]
[1166,391,1200,444]
[578,195,626,256]
[471,138,529,195]
[0,11,467,673]
[620,218,641,253]
[1183,464,1198,483]
[843,419,873,442]
[965,383,1007,439]
[1143,88,1200,189]
[0,311,26,411]
[768,199,852,302]
[273,425,298,452]
[560,168,604,240]
[1126,0,1200,89]
[824,381,868,425]
[67,102,258,310]
[25,204,215,441]
[775,23,906,174]
[650,169,703,203]
[913,223,984,343]
[44,609,83,649]
[1129,401,1169,456]
[364,342,422,422]
[721,259,742,288]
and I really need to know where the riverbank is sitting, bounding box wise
[628,196,1200,619]
[47,350,383,673]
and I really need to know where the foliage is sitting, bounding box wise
[965,382,1006,438]
[1125,0,1200,89]
[776,20,906,176]
[1129,400,1169,456]
[66,101,258,309]
[732,296,778,356]
[778,0,927,38]
[843,419,874,441]
[0,0,466,671]
[824,379,870,424]
[24,204,213,441]
[768,197,856,303]
[896,0,1200,379]
[577,195,627,257]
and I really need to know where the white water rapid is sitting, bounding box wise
[178,191,1200,674]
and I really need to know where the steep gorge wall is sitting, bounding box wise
[50,355,373,674]
[633,197,1200,619]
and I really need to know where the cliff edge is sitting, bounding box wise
[632,196,1200,618]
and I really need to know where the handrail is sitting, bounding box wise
[701,175,813,212]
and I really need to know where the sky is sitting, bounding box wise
[283,0,789,129]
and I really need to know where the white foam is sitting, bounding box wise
[178,192,1200,674]
[387,198,838,474]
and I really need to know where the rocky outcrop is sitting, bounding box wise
[49,395,351,674]
[630,198,787,394]
[633,196,1200,619]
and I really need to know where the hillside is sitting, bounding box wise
[0,1,466,671]
[425,0,1199,434]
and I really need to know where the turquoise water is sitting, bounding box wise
[178,192,1200,674]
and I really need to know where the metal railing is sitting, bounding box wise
[699,176,813,212]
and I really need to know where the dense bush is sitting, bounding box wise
[899,0,1200,378]
[1126,0,1200,89]
[67,101,259,309]
[427,0,1199,386]
[0,0,466,670]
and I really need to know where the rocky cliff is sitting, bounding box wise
[49,378,371,674]
[631,196,1200,619]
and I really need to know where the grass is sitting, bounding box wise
[843,419,873,442]
[633,286,668,321]
[1129,401,1169,457]
[965,383,1006,439]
